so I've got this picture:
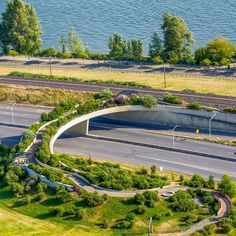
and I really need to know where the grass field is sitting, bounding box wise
[0,186,208,236]
[0,66,236,97]
[0,84,94,106]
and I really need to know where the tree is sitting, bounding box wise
[0,0,42,54]
[125,38,143,61]
[150,165,157,175]
[162,13,194,62]
[218,175,236,198]
[10,182,24,197]
[170,190,196,212]
[207,176,216,189]
[108,33,126,60]
[67,27,86,55]
[206,37,235,65]
[149,32,163,58]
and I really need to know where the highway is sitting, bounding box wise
[1,76,236,107]
[0,104,48,146]
[1,103,236,181]
[54,121,236,181]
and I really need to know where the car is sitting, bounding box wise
[118,90,139,96]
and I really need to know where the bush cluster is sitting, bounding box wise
[59,154,168,190]
[113,213,135,229]
[8,71,150,88]
[163,92,183,104]
[133,191,160,207]
[170,190,197,212]
[83,192,108,207]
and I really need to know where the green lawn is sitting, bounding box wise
[0,186,210,236]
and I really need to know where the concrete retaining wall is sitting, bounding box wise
[103,106,236,132]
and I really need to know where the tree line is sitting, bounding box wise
[0,0,236,66]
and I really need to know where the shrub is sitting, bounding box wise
[223,107,236,114]
[7,49,19,56]
[135,205,147,215]
[187,101,202,110]
[163,92,182,104]
[139,95,157,108]
[52,207,64,217]
[170,190,196,212]
[83,192,107,207]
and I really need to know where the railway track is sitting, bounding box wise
[0,76,236,107]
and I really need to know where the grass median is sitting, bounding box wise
[0,66,236,96]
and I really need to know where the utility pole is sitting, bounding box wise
[148,217,153,236]
[49,56,52,76]
[163,67,167,88]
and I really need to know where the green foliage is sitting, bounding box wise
[200,58,212,67]
[218,174,236,198]
[133,191,159,207]
[163,92,183,104]
[187,101,202,110]
[94,88,113,100]
[195,37,235,66]
[149,32,163,58]
[135,204,147,215]
[59,154,167,191]
[67,27,86,55]
[0,0,42,54]
[162,12,194,62]
[40,48,57,57]
[9,182,24,197]
[170,190,196,212]
[36,182,48,193]
[7,49,19,56]
[8,71,150,88]
[83,192,107,207]
[125,38,143,61]
[223,107,236,114]
[56,187,73,203]
[108,33,126,60]
[128,95,158,108]
[186,173,207,188]
[152,56,164,64]
[113,213,135,229]
[197,223,216,236]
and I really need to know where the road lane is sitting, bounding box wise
[54,134,236,181]
[0,104,49,146]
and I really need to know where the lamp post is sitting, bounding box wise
[209,113,217,137]
[11,103,15,124]
[172,125,178,148]
[163,67,167,88]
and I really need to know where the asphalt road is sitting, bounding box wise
[0,104,48,146]
[54,121,236,181]
[1,76,236,107]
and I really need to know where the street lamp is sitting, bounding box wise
[172,125,179,148]
[209,113,217,137]
[11,103,15,124]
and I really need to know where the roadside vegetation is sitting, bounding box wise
[0,84,94,106]
[52,154,168,190]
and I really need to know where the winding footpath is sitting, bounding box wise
[14,116,231,236]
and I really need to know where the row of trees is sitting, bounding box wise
[0,0,235,66]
